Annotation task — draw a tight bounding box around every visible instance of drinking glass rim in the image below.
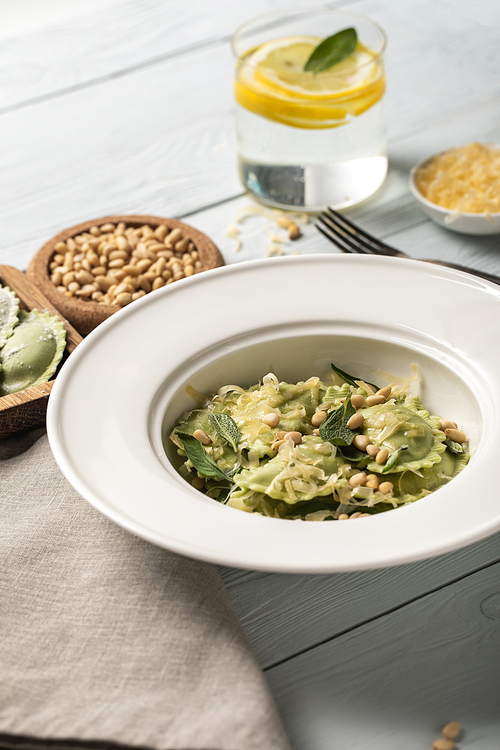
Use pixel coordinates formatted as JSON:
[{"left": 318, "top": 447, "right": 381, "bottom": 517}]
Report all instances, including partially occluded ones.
[{"left": 231, "top": 5, "right": 387, "bottom": 72}]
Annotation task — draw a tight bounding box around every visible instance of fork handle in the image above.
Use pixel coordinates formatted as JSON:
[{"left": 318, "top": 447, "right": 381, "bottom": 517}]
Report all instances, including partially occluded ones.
[{"left": 423, "top": 258, "right": 500, "bottom": 286}]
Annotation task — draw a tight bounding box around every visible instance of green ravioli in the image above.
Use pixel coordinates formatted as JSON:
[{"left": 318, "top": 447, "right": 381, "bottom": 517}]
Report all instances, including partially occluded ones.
[
  {"left": 0, "top": 285, "right": 19, "bottom": 349},
  {"left": 0, "top": 309, "right": 66, "bottom": 395}
]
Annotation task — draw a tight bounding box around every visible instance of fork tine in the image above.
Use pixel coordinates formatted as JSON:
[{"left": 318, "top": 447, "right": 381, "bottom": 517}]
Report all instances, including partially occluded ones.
[
  {"left": 315, "top": 217, "right": 360, "bottom": 254},
  {"left": 315, "top": 214, "right": 370, "bottom": 254},
  {"left": 323, "top": 207, "right": 408, "bottom": 258}
]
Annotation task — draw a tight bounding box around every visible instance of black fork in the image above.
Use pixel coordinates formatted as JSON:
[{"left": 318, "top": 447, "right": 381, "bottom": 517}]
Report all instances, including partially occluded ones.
[{"left": 316, "top": 207, "right": 500, "bottom": 286}]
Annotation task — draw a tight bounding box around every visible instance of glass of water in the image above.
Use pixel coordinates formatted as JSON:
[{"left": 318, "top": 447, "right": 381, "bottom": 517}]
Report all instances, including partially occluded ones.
[{"left": 232, "top": 7, "right": 387, "bottom": 211}]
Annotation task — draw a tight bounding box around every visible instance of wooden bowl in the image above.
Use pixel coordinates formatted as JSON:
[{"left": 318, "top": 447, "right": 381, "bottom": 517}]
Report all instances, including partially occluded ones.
[
  {"left": 27, "top": 214, "right": 225, "bottom": 336},
  {"left": 0, "top": 265, "right": 83, "bottom": 438}
]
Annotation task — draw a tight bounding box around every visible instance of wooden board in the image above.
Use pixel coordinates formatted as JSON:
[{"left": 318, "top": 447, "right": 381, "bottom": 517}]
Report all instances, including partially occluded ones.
[{"left": 0, "top": 265, "right": 82, "bottom": 438}]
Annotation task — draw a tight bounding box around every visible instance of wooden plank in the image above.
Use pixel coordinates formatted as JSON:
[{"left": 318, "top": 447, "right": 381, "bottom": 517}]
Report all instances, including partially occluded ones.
[
  {"left": 220, "top": 531, "right": 500, "bottom": 668},
  {"left": 0, "top": 0, "right": 355, "bottom": 110},
  {"left": 265, "top": 562, "right": 500, "bottom": 750},
  {"left": 0, "top": 2, "right": 499, "bottom": 271}
]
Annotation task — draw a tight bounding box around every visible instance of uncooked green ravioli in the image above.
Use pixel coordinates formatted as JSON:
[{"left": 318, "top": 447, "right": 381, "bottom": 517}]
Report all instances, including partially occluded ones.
[
  {"left": 0, "top": 285, "right": 19, "bottom": 349},
  {"left": 0, "top": 283, "right": 67, "bottom": 397}
]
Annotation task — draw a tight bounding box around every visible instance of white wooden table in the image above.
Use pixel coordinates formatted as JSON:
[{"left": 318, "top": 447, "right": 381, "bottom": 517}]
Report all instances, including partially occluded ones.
[{"left": 1, "top": 1, "right": 499, "bottom": 747}]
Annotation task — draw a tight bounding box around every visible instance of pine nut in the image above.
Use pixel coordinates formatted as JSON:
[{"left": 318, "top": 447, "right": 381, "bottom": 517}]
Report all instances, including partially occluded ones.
[
  {"left": 366, "top": 474, "right": 380, "bottom": 489},
  {"left": 175, "top": 237, "right": 190, "bottom": 253},
  {"left": 152, "top": 277, "right": 165, "bottom": 291},
  {"left": 87, "top": 251, "right": 100, "bottom": 267},
  {"left": 349, "top": 472, "right": 367, "bottom": 487},
  {"left": 338, "top": 513, "right": 349, "bottom": 520},
  {"left": 190, "top": 429, "right": 210, "bottom": 445},
  {"left": 366, "top": 394, "right": 386, "bottom": 406},
  {"left": 378, "top": 481, "right": 393, "bottom": 495},
  {"left": 284, "top": 431, "right": 302, "bottom": 445},
  {"left": 154, "top": 224, "right": 168, "bottom": 240},
  {"left": 114, "top": 282, "right": 134, "bottom": 296},
  {"left": 262, "top": 413, "right": 280, "bottom": 427},
  {"left": 375, "top": 447, "right": 389, "bottom": 464},
  {"left": 277, "top": 216, "right": 294, "bottom": 229},
  {"left": 312, "top": 429, "right": 320, "bottom": 436},
  {"left": 288, "top": 222, "right": 301, "bottom": 240},
  {"left": 75, "top": 270, "right": 94, "bottom": 285},
  {"left": 366, "top": 444, "right": 380, "bottom": 458},
  {"left": 122, "top": 264, "right": 141, "bottom": 276},
  {"left": 277, "top": 431, "right": 288, "bottom": 440},
  {"left": 432, "top": 740, "right": 454, "bottom": 750},
  {"left": 441, "top": 420, "right": 458, "bottom": 431},
  {"left": 349, "top": 512, "right": 362, "bottom": 519},
  {"left": 347, "top": 413, "right": 364, "bottom": 429},
  {"left": 444, "top": 428, "right": 466, "bottom": 443},
  {"left": 311, "top": 411, "right": 327, "bottom": 427},
  {"left": 377, "top": 385, "right": 392, "bottom": 398},
  {"left": 351, "top": 394, "right": 365, "bottom": 409},
  {"left": 115, "top": 292, "right": 132, "bottom": 307},
  {"left": 109, "top": 249, "right": 128, "bottom": 261},
  {"left": 442, "top": 723, "right": 461, "bottom": 741},
  {"left": 167, "top": 228, "right": 183, "bottom": 244},
  {"left": 353, "top": 435, "right": 371, "bottom": 451},
  {"left": 50, "top": 222, "right": 199, "bottom": 305},
  {"left": 271, "top": 439, "right": 285, "bottom": 452}
]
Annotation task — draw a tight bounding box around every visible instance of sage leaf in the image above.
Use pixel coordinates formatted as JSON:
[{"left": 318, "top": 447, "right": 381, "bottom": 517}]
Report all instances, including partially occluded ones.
[
  {"left": 380, "top": 445, "right": 408, "bottom": 474},
  {"left": 304, "top": 27, "right": 357, "bottom": 74},
  {"left": 330, "top": 362, "right": 379, "bottom": 391},
  {"left": 208, "top": 413, "right": 240, "bottom": 452},
  {"left": 445, "top": 438, "right": 463, "bottom": 455},
  {"left": 216, "top": 485, "right": 232, "bottom": 504},
  {"left": 338, "top": 443, "right": 370, "bottom": 463},
  {"left": 176, "top": 431, "right": 233, "bottom": 482},
  {"left": 319, "top": 399, "right": 361, "bottom": 446}
]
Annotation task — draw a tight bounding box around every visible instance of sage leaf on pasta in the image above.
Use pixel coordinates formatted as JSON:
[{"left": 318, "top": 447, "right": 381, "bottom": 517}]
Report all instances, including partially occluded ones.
[
  {"left": 319, "top": 399, "right": 361, "bottom": 446},
  {"left": 208, "top": 413, "right": 241, "bottom": 452},
  {"left": 176, "top": 431, "right": 233, "bottom": 482}
]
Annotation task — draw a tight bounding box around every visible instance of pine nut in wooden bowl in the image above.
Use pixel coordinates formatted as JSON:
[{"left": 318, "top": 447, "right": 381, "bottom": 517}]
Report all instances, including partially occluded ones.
[{"left": 27, "top": 215, "right": 225, "bottom": 336}]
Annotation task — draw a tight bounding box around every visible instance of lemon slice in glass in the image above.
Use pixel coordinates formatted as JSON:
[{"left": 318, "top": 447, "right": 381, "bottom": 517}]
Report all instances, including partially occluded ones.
[{"left": 235, "top": 35, "right": 385, "bottom": 129}]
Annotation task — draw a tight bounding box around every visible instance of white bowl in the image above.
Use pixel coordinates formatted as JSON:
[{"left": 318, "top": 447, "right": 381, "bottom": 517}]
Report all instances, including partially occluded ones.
[
  {"left": 409, "top": 158, "right": 500, "bottom": 235},
  {"left": 47, "top": 254, "right": 500, "bottom": 573}
]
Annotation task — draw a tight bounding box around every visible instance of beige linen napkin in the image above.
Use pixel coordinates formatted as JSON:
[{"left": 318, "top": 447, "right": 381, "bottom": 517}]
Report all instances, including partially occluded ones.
[{"left": 0, "top": 430, "right": 291, "bottom": 750}]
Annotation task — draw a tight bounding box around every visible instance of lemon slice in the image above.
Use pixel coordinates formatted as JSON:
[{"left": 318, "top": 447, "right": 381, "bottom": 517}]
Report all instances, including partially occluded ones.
[{"left": 235, "top": 35, "right": 385, "bottom": 129}]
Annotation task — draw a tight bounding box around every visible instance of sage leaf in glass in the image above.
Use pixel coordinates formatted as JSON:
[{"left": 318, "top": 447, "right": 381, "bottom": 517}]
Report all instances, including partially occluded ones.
[
  {"left": 304, "top": 27, "right": 357, "bottom": 75},
  {"left": 330, "top": 362, "right": 379, "bottom": 391},
  {"left": 176, "top": 431, "right": 233, "bottom": 482},
  {"left": 208, "top": 413, "right": 241, "bottom": 452},
  {"left": 319, "top": 399, "right": 361, "bottom": 446}
]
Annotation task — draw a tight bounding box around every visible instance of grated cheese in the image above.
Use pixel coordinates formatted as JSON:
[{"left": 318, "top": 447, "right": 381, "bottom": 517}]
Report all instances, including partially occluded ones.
[{"left": 415, "top": 142, "right": 500, "bottom": 213}]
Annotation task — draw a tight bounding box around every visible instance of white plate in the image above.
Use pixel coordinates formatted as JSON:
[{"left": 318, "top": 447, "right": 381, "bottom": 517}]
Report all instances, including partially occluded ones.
[{"left": 47, "top": 255, "right": 500, "bottom": 573}]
